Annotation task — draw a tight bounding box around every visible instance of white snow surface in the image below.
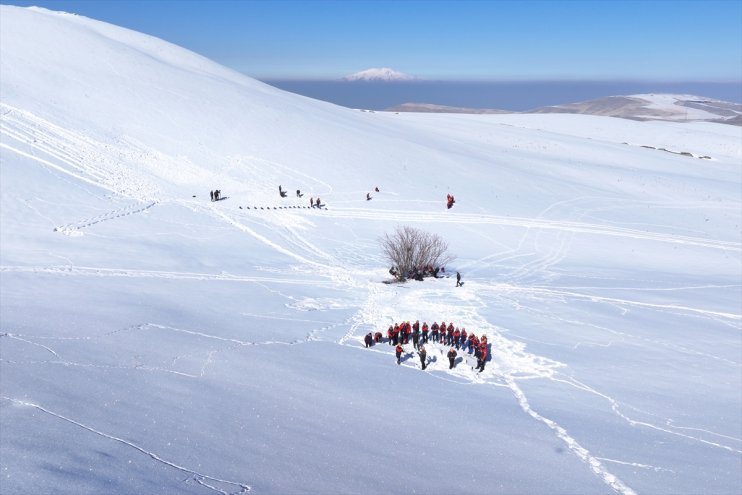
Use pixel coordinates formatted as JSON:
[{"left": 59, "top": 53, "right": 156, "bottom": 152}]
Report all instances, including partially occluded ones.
[{"left": 1, "top": 6, "right": 741, "bottom": 495}]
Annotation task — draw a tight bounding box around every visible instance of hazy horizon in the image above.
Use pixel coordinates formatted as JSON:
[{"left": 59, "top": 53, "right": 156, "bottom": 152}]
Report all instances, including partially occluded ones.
[{"left": 261, "top": 79, "right": 742, "bottom": 111}]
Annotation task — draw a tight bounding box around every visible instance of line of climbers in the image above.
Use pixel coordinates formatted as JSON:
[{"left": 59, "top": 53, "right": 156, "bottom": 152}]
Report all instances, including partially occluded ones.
[{"left": 363, "top": 319, "right": 489, "bottom": 373}]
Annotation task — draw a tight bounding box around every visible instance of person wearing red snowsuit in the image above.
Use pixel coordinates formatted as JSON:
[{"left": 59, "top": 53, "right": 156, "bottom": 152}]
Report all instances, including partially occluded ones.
[
  {"left": 446, "top": 323, "right": 455, "bottom": 346},
  {"left": 477, "top": 344, "right": 488, "bottom": 372},
  {"left": 374, "top": 331, "right": 383, "bottom": 343},
  {"left": 453, "top": 328, "right": 461, "bottom": 349},
  {"left": 404, "top": 323, "right": 412, "bottom": 344},
  {"left": 439, "top": 322, "right": 446, "bottom": 344},
  {"left": 387, "top": 326, "right": 393, "bottom": 345},
  {"left": 421, "top": 322, "right": 429, "bottom": 343},
  {"left": 395, "top": 344, "right": 404, "bottom": 365}
]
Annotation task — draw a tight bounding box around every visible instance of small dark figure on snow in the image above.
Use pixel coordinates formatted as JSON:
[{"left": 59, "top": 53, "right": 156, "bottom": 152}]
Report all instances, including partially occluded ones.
[
  {"left": 364, "top": 332, "right": 373, "bottom": 348},
  {"left": 447, "top": 348, "right": 457, "bottom": 369},
  {"left": 214, "top": 190, "right": 221, "bottom": 201},
  {"left": 210, "top": 190, "right": 214, "bottom": 202},
  {"left": 310, "top": 197, "right": 314, "bottom": 207},
  {"left": 456, "top": 271, "right": 462, "bottom": 287},
  {"left": 395, "top": 344, "right": 404, "bottom": 365},
  {"left": 375, "top": 186, "right": 380, "bottom": 192},
  {"left": 296, "top": 189, "right": 302, "bottom": 197},
  {"left": 366, "top": 192, "right": 372, "bottom": 201},
  {"left": 374, "top": 331, "right": 383, "bottom": 343},
  {"left": 315, "top": 197, "right": 321, "bottom": 208},
  {"left": 418, "top": 346, "right": 427, "bottom": 370}
]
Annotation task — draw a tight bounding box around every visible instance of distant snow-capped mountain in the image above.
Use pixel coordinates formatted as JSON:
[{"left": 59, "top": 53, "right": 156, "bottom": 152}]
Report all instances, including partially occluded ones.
[{"left": 341, "top": 67, "right": 418, "bottom": 82}]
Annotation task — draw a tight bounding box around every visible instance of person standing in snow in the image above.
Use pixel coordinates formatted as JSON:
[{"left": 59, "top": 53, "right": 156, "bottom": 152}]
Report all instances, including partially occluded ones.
[
  {"left": 366, "top": 192, "right": 372, "bottom": 201},
  {"left": 447, "top": 348, "right": 457, "bottom": 369},
  {"left": 210, "top": 190, "right": 214, "bottom": 202},
  {"left": 456, "top": 271, "right": 462, "bottom": 287},
  {"left": 476, "top": 344, "right": 488, "bottom": 372},
  {"left": 421, "top": 322, "right": 429, "bottom": 343},
  {"left": 431, "top": 322, "right": 439, "bottom": 343},
  {"left": 395, "top": 344, "right": 404, "bottom": 365},
  {"left": 364, "top": 332, "right": 373, "bottom": 348},
  {"left": 310, "top": 197, "right": 314, "bottom": 208},
  {"left": 315, "top": 197, "right": 321, "bottom": 208},
  {"left": 418, "top": 345, "right": 427, "bottom": 370}
]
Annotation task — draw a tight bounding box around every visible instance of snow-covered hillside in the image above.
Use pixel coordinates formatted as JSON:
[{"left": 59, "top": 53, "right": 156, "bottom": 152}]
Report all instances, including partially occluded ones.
[{"left": 1, "top": 6, "right": 741, "bottom": 495}]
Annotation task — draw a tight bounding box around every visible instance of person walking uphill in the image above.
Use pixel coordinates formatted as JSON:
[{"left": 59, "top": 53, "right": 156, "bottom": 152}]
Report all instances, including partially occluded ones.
[
  {"left": 418, "top": 345, "right": 427, "bottom": 370},
  {"left": 395, "top": 344, "right": 404, "bottom": 365},
  {"left": 456, "top": 271, "right": 462, "bottom": 287},
  {"left": 447, "top": 348, "right": 457, "bottom": 369}
]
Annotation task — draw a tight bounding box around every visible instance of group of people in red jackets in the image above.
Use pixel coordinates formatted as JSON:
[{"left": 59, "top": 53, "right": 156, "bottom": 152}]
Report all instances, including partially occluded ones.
[{"left": 364, "top": 319, "right": 490, "bottom": 372}]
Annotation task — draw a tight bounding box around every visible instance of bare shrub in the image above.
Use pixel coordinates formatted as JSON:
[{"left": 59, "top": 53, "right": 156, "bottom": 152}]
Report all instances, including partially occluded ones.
[{"left": 381, "top": 226, "right": 454, "bottom": 279}]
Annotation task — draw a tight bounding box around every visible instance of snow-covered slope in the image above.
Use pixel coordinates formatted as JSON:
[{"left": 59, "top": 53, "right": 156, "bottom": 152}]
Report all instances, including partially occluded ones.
[{"left": 1, "top": 6, "right": 741, "bottom": 495}]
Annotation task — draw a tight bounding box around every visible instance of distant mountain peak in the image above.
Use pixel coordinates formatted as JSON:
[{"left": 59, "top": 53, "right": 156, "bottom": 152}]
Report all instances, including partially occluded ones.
[{"left": 341, "top": 68, "right": 419, "bottom": 82}]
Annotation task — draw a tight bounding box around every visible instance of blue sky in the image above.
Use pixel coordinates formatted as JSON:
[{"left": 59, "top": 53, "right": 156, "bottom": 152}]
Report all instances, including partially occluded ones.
[{"left": 5, "top": 0, "right": 742, "bottom": 81}]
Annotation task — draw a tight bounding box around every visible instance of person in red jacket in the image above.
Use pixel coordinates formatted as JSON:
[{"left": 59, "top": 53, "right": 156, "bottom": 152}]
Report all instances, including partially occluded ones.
[
  {"left": 374, "top": 331, "right": 383, "bottom": 343},
  {"left": 387, "top": 325, "right": 393, "bottom": 345},
  {"left": 453, "top": 328, "right": 461, "bottom": 349},
  {"left": 439, "top": 322, "right": 446, "bottom": 344},
  {"left": 395, "top": 344, "right": 404, "bottom": 365},
  {"left": 421, "top": 322, "right": 429, "bottom": 343},
  {"left": 461, "top": 328, "right": 468, "bottom": 351},
  {"left": 477, "top": 344, "right": 488, "bottom": 372},
  {"left": 446, "top": 323, "right": 455, "bottom": 346}
]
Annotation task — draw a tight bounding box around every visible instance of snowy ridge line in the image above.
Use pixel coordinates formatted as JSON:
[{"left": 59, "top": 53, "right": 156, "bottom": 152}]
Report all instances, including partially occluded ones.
[
  {"left": 54, "top": 201, "right": 158, "bottom": 236},
  {"left": 0, "top": 265, "right": 338, "bottom": 286},
  {"left": 485, "top": 283, "right": 741, "bottom": 321},
  {"left": 321, "top": 208, "right": 741, "bottom": 251},
  {"left": 0, "top": 397, "right": 251, "bottom": 495}
]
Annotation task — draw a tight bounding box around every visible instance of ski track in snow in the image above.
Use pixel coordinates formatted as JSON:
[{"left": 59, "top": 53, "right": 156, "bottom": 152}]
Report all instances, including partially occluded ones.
[{"left": 0, "top": 397, "right": 251, "bottom": 495}]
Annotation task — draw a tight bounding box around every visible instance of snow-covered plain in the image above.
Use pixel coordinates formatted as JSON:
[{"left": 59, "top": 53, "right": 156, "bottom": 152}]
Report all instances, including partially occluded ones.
[{"left": 1, "top": 6, "right": 741, "bottom": 495}]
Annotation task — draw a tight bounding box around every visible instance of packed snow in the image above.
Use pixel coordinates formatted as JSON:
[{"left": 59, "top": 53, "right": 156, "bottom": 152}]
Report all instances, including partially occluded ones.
[{"left": 1, "top": 6, "right": 740, "bottom": 495}]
